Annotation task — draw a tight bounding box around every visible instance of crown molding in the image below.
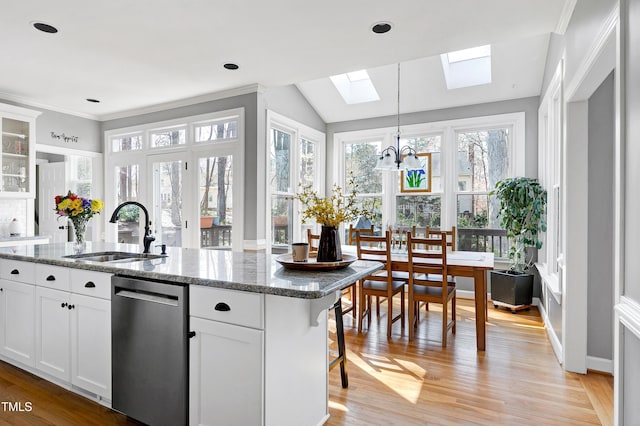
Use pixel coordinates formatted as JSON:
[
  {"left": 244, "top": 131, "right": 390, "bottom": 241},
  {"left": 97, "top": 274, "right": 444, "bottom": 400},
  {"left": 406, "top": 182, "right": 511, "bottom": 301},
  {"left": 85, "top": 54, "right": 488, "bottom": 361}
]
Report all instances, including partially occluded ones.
[
  {"left": 555, "top": 0, "right": 578, "bottom": 35},
  {"left": 97, "top": 84, "right": 265, "bottom": 121},
  {"left": 0, "top": 91, "right": 99, "bottom": 120}
]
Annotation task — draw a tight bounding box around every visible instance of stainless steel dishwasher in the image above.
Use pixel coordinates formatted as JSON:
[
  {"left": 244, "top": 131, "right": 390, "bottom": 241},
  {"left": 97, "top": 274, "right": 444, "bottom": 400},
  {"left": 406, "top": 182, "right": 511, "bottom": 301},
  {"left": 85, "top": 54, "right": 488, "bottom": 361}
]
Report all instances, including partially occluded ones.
[{"left": 112, "top": 275, "right": 189, "bottom": 426}]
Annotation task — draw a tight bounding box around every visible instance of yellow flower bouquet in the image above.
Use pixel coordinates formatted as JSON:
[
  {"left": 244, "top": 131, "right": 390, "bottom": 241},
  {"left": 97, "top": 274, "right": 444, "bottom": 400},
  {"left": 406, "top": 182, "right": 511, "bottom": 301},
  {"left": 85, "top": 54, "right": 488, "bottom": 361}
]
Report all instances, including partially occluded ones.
[{"left": 54, "top": 191, "right": 104, "bottom": 245}]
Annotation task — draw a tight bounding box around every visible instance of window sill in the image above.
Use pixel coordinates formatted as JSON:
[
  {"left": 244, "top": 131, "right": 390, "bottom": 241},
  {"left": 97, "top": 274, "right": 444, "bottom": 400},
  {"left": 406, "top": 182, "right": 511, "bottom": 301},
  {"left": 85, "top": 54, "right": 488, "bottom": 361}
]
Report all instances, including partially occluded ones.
[{"left": 535, "top": 262, "right": 562, "bottom": 304}]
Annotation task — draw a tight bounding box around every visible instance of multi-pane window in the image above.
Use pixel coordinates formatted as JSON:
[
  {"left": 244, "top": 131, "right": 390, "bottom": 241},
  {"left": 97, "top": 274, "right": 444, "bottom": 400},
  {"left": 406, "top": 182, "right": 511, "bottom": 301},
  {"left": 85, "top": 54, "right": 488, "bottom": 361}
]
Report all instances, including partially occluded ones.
[
  {"left": 336, "top": 113, "right": 524, "bottom": 257},
  {"left": 268, "top": 112, "right": 325, "bottom": 251}
]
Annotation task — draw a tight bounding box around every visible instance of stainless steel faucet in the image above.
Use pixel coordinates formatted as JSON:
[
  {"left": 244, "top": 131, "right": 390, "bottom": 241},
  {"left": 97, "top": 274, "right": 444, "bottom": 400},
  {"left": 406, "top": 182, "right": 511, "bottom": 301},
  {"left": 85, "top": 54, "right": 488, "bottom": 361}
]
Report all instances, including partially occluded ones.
[{"left": 109, "top": 201, "right": 155, "bottom": 254}]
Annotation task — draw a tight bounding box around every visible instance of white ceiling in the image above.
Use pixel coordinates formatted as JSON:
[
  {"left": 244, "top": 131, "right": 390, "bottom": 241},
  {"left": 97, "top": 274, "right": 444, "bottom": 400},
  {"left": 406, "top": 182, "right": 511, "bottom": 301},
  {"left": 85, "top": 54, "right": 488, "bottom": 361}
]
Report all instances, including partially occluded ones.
[{"left": 0, "top": 0, "right": 570, "bottom": 122}]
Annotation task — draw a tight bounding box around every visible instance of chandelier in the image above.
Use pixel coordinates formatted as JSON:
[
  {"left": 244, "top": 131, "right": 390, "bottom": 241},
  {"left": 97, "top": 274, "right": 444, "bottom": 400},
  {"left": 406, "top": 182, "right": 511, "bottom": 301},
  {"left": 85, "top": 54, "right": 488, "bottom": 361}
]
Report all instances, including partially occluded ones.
[{"left": 374, "top": 63, "right": 421, "bottom": 171}]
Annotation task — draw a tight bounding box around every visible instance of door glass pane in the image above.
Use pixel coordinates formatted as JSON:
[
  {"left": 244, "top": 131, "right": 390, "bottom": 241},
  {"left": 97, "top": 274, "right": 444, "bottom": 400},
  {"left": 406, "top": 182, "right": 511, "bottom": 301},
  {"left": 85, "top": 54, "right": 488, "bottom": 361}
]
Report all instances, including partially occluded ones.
[
  {"left": 2, "top": 118, "right": 29, "bottom": 193},
  {"left": 457, "top": 129, "right": 509, "bottom": 192},
  {"left": 199, "top": 155, "right": 233, "bottom": 249},
  {"left": 114, "top": 164, "right": 140, "bottom": 244},
  {"left": 270, "top": 129, "right": 291, "bottom": 193},
  {"left": 152, "top": 160, "right": 183, "bottom": 247}
]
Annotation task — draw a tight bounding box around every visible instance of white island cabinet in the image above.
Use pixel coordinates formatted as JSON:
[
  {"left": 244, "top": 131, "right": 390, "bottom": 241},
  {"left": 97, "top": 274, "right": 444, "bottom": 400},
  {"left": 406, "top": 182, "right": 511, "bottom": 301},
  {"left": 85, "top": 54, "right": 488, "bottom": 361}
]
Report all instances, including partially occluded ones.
[
  {"left": 0, "top": 260, "right": 35, "bottom": 367},
  {"left": 190, "top": 285, "right": 334, "bottom": 426},
  {"left": 33, "top": 265, "right": 111, "bottom": 400}
]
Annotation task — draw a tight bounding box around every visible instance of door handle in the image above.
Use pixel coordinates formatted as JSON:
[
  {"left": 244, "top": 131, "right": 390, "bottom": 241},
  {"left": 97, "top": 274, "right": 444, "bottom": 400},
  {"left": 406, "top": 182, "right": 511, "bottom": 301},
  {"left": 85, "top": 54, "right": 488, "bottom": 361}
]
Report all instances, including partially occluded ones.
[
  {"left": 84, "top": 281, "right": 96, "bottom": 288},
  {"left": 188, "top": 331, "right": 196, "bottom": 338},
  {"left": 46, "top": 275, "right": 56, "bottom": 281},
  {"left": 10, "top": 269, "right": 19, "bottom": 275},
  {"left": 214, "top": 302, "right": 231, "bottom": 312}
]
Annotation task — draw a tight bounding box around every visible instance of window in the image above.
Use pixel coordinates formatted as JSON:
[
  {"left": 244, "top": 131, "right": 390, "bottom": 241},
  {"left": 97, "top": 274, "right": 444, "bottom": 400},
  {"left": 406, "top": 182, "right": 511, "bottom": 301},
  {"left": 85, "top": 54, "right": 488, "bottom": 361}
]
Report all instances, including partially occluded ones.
[
  {"left": 335, "top": 113, "right": 524, "bottom": 257},
  {"left": 105, "top": 109, "right": 244, "bottom": 250},
  {"left": 267, "top": 111, "right": 325, "bottom": 251}
]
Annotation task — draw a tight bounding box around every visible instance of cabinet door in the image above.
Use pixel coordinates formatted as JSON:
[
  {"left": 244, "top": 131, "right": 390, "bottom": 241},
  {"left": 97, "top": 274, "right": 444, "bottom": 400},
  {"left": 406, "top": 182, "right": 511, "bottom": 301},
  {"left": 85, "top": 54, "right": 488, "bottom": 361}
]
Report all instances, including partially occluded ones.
[
  {"left": 189, "top": 317, "right": 263, "bottom": 426},
  {"left": 70, "top": 293, "right": 111, "bottom": 399},
  {"left": 0, "top": 279, "right": 35, "bottom": 366},
  {"left": 35, "top": 287, "right": 71, "bottom": 381}
]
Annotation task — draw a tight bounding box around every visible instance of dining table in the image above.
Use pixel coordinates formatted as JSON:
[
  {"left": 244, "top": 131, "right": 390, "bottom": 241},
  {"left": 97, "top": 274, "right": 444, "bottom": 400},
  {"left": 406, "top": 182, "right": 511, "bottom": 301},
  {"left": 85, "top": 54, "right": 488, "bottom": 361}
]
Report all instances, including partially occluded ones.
[{"left": 342, "top": 245, "right": 495, "bottom": 351}]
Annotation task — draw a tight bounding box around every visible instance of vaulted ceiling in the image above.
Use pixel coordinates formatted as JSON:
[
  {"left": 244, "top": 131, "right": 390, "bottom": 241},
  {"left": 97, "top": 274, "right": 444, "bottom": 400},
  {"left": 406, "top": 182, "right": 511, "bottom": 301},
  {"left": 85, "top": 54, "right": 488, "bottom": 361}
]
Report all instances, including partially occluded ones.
[{"left": 1, "top": 1, "right": 571, "bottom": 122}]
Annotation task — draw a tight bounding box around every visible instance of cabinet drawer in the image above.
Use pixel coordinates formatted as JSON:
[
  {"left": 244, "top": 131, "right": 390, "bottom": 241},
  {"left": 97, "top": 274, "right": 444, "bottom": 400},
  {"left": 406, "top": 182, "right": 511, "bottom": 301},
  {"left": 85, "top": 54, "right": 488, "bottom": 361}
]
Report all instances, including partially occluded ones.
[
  {"left": 190, "top": 286, "right": 264, "bottom": 329},
  {"left": 36, "top": 264, "right": 71, "bottom": 291},
  {"left": 71, "top": 270, "right": 111, "bottom": 300},
  {"left": 0, "top": 259, "right": 36, "bottom": 283}
]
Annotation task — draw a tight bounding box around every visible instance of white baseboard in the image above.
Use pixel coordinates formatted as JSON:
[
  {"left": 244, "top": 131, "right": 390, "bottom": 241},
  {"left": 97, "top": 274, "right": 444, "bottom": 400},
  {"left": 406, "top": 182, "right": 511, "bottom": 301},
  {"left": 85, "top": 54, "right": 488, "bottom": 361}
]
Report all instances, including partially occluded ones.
[
  {"left": 586, "top": 356, "right": 613, "bottom": 374},
  {"left": 538, "top": 300, "right": 563, "bottom": 364}
]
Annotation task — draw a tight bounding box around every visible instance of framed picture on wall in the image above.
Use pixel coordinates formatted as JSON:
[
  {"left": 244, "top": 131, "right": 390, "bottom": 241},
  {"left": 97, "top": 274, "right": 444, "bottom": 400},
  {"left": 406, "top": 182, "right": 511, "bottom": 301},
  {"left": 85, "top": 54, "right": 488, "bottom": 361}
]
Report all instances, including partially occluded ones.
[{"left": 400, "top": 153, "right": 432, "bottom": 193}]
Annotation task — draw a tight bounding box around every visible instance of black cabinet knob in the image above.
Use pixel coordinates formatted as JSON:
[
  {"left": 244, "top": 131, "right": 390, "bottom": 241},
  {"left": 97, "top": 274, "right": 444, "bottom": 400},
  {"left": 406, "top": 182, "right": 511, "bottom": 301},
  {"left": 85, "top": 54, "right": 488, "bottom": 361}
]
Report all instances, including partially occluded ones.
[
  {"left": 67, "top": 304, "right": 75, "bottom": 310},
  {"left": 214, "top": 302, "right": 231, "bottom": 312},
  {"left": 10, "top": 269, "right": 19, "bottom": 275},
  {"left": 188, "top": 331, "right": 196, "bottom": 338},
  {"left": 46, "top": 275, "right": 56, "bottom": 281},
  {"left": 84, "top": 281, "right": 96, "bottom": 288},
  {"left": 61, "top": 302, "right": 68, "bottom": 308}
]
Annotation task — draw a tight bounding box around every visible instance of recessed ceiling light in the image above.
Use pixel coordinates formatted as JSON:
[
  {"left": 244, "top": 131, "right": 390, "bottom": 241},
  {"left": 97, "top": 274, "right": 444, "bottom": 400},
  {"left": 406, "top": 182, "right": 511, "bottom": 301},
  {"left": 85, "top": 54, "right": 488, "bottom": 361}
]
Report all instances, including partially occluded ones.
[
  {"left": 86, "top": 98, "right": 100, "bottom": 103},
  {"left": 223, "top": 63, "right": 239, "bottom": 70},
  {"left": 32, "top": 22, "right": 58, "bottom": 34},
  {"left": 371, "top": 22, "right": 392, "bottom": 34}
]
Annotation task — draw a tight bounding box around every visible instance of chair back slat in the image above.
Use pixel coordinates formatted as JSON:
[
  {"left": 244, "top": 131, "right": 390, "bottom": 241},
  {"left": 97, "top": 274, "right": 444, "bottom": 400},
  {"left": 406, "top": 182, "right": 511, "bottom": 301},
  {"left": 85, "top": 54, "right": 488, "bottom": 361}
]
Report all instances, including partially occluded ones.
[{"left": 407, "top": 232, "right": 448, "bottom": 287}]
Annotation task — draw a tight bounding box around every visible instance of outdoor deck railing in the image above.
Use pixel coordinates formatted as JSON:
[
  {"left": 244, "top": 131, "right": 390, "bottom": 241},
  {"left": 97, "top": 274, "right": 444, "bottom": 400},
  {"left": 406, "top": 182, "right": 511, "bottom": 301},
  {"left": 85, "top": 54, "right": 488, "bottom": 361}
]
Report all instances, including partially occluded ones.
[{"left": 457, "top": 227, "right": 508, "bottom": 258}]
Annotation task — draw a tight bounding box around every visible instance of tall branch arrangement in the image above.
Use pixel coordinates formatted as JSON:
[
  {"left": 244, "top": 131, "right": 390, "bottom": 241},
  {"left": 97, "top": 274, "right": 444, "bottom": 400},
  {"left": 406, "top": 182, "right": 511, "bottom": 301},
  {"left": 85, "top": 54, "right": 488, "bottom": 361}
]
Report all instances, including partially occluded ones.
[{"left": 290, "top": 175, "right": 370, "bottom": 228}]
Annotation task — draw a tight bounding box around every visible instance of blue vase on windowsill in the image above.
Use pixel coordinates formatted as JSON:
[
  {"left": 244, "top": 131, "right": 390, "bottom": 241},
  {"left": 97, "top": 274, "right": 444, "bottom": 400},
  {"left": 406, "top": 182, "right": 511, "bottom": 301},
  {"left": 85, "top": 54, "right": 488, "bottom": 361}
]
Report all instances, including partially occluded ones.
[{"left": 317, "top": 225, "right": 342, "bottom": 262}]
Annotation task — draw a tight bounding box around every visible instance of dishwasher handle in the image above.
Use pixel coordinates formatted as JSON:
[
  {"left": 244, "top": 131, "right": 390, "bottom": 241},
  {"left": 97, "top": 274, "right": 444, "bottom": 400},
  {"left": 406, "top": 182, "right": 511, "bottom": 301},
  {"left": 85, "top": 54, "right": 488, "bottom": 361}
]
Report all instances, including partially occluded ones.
[{"left": 114, "top": 288, "right": 179, "bottom": 307}]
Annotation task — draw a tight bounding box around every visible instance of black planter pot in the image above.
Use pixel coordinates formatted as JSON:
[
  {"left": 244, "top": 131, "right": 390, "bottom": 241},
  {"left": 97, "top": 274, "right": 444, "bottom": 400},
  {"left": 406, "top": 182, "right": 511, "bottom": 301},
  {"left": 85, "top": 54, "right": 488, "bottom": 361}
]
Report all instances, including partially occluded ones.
[
  {"left": 317, "top": 226, "right": 342, "bottom": 262},
  {"left": 490, "top": 270, "right": 533, "bottom": 309}
]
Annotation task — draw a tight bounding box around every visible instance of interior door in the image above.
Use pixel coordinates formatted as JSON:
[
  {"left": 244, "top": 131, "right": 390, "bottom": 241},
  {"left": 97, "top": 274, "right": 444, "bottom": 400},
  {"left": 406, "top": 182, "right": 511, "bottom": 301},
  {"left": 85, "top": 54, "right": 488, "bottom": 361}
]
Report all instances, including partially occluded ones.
[{"left": 38, "top": 162, "right": 67, "bottom": 243}]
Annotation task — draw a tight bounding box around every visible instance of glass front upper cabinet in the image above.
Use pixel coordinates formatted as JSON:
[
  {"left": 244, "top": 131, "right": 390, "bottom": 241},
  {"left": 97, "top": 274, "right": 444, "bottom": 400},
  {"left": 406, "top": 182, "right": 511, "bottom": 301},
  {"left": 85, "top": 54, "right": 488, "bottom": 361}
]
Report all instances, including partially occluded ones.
[{"left": 0, "top": 104, "right": 40, "bottom": 197}]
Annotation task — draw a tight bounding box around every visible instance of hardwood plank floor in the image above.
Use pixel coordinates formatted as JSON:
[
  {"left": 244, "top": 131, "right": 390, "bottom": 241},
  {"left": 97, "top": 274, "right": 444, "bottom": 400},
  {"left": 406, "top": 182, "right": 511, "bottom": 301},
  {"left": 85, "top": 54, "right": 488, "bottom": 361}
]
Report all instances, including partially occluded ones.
[
  {"left": 0, "top": 298, "right": 612, "bottom": 425},
  {"left": 328, "top": 298, "right": 613, "bottom": 425}
]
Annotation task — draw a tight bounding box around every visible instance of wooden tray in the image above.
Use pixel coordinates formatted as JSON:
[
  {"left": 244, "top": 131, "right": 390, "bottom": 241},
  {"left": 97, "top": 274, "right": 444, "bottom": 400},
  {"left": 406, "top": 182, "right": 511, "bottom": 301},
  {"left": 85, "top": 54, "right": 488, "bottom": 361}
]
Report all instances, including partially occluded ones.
[{"left": 275, "top": 253, "right": 357, "bottom": 271}]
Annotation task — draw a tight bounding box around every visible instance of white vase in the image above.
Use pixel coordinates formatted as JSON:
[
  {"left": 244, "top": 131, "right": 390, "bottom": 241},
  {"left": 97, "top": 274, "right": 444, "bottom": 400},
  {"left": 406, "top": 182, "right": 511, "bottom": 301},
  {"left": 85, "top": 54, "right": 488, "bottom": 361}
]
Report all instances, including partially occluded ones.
[{"left": 9, "top": 218, "right": 24, "bottom": 237}]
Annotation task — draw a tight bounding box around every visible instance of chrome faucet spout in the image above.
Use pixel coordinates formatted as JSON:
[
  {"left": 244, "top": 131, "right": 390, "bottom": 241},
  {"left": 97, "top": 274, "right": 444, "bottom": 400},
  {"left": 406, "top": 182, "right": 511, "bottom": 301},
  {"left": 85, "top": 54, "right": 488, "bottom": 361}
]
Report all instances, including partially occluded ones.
[{"left": 109, "top": 201, "right": 155, "bottom": 254}]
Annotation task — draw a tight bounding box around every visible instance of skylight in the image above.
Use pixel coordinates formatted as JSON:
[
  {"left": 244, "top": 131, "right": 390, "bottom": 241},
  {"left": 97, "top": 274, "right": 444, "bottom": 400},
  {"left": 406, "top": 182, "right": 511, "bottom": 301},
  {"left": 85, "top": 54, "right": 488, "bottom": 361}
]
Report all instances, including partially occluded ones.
[
  {"left": 441, "top": 44, "right": 492, "bottom": 90},
  {"left": 330, "top": 70, "right": 380, "bottom": 104}
]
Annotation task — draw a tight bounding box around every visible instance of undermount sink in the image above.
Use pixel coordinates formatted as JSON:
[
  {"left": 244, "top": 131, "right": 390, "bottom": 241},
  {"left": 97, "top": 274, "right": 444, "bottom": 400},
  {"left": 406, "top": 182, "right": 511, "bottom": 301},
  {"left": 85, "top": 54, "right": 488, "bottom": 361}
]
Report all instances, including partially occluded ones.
[{"left": 63, "top": 251, "right": 165, "bottom": 263}]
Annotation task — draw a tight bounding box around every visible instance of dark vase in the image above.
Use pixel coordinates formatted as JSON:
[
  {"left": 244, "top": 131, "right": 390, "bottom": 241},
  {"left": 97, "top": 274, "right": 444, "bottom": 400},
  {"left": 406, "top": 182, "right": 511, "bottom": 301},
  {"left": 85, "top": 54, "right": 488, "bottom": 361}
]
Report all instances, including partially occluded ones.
[{"left": 317, "top": 225, "right": 342, "bottom": 262}]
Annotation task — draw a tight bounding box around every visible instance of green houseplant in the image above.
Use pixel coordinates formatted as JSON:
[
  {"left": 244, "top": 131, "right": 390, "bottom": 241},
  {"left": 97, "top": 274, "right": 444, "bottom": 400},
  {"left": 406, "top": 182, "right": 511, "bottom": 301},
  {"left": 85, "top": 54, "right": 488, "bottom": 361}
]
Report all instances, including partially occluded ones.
[{"left": 489, "top": 177, "right": 547, "bottom": 310}]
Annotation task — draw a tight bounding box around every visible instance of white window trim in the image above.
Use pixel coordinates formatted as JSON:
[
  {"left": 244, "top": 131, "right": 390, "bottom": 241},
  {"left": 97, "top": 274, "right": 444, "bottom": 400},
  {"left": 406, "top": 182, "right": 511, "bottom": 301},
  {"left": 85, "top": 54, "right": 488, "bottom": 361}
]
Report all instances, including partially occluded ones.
[
  {"left": 333, "top": 112, "right": 526, "bottom": 233},
  {"left": 266, "top": 110, "right": 325, "bottom": 249},
  {"left": 104, "top": 108, "right": 244, "bottom": 250}
]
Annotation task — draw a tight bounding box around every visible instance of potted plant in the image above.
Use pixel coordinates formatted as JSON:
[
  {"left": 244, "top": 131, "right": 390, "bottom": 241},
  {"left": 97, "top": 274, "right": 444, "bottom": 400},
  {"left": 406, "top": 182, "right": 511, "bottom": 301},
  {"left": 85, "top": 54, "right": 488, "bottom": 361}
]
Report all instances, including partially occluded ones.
[{"left": 489, "top": 177, "right": 547, "bottom": 312}]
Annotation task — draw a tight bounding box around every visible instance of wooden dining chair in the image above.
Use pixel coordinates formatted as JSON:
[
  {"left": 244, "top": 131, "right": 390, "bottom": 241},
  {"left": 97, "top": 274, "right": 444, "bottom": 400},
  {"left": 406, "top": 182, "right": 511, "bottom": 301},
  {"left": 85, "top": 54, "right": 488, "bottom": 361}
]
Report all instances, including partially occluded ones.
[
  {"left": 308, "top": 228, "right": 356, "bottom": 319},
  {"left": 347, "top": 223, "right": 374, "bottom": 245},
  {"left": 406, "top": 232, "right": 456, "bottom": 345},
  {"left": 422, "top": 226, "right": 456, "bottom": 251},
  {"left": 356, "top": 230, "right": 405, "bottom": 338}
]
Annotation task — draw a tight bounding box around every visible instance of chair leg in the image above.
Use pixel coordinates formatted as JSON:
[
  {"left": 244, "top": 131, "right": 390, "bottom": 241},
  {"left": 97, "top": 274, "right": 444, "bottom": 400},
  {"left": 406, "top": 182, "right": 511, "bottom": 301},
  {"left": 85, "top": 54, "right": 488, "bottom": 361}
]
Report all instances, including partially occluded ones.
[
  {"left": 333, "top": 300, "right": 348, "bottom": 388},
  {"left": 376, "top": 296, "right": 381, "bottom": 318},
  {"left": 400, "top": 287, "right": 405, "bottom": 330},
  {"left": 408, "top": 297, "right": 415, "bottom": 341},
  {"left": 351, "top": 285, "right": 357, "bottom": 319},
  {"left": 386, "top": 293, "right": 393, "bottom": 339},
  {"left": 357, "top": 282, "right": 365, "bottom": 334},
  {"left": 452, "top": 294, "right": 457, "bottom": 335},
  {"left": 442, "top": 300, "right": 448, "bottom": 348}
]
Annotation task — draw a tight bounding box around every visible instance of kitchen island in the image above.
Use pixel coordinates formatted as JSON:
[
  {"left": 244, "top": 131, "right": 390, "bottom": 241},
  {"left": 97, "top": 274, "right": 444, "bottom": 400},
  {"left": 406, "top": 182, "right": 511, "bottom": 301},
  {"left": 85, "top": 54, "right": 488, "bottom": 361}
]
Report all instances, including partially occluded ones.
[{"left": 0, "top": 242, "right": 382, "bottom": 426}]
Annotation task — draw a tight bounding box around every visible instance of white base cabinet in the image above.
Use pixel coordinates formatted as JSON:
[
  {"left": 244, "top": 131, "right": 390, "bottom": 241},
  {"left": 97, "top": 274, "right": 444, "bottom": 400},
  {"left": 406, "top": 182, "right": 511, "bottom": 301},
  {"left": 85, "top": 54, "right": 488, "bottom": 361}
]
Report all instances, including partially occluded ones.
[
  {"left": 0, "top": 279, "right": 36, "bottom": 367},
  {"left": 30, "top": 264, "right": 112, "bottom": 400},
  {"left": 189, "top": 317, "right": 263, "bottom": 426}
]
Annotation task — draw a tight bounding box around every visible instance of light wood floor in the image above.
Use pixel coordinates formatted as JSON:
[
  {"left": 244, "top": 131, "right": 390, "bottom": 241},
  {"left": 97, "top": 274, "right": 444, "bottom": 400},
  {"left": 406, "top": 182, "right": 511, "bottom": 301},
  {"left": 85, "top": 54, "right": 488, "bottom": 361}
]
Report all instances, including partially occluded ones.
[
  {"left": 328, "top": 298, "right": 613, "bottom": 425},
  {"left": 0, "top": 298, "right": 612, "bottom": 425}
]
